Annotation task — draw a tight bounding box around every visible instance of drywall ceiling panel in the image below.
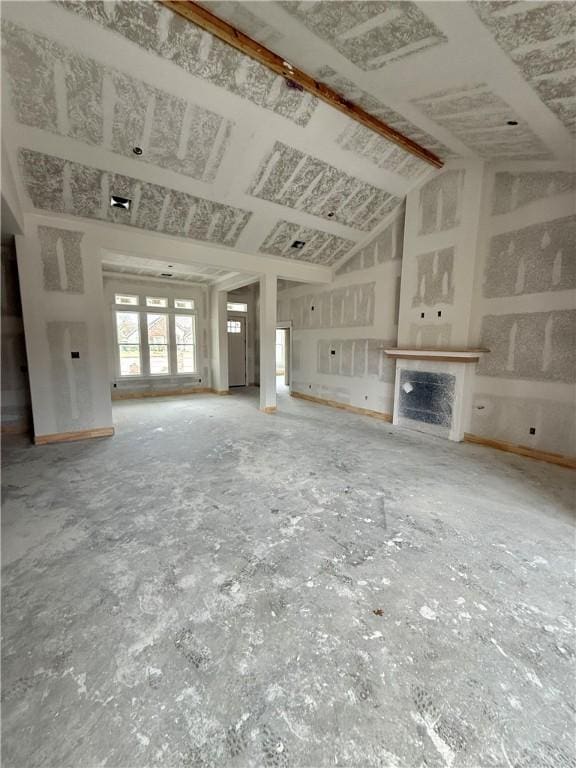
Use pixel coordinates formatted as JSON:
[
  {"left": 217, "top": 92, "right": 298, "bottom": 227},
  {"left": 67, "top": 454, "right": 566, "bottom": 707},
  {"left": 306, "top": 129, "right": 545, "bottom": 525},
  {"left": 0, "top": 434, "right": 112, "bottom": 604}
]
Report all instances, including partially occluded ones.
[{"left": 2, "top": 1, "right": 572, "bottom": 270}]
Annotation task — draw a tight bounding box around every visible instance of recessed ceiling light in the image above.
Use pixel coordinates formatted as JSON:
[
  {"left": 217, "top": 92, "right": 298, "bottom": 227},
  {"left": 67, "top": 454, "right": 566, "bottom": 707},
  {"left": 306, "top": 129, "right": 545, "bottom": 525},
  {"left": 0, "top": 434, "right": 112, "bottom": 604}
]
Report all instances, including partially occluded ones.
[
  {"left": 110, "top": 195, "right": 131, "bottom": 210},
  {"left": 133, "top": 146, "right": 143, "bottom": 155},
  {"left": 506, "top": 120, "right": 518, "bottom": 126},
  {"left": 291, "top": 240, "right": 306, "bottom": 249}
]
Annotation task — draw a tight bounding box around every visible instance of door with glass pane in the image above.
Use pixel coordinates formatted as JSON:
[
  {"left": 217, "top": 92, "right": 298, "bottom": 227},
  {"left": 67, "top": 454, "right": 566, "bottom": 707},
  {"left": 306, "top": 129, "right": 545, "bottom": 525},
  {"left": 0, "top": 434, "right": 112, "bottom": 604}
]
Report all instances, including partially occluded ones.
[{"left": 227, "top": 316, "right": 246, "bottom": 387}]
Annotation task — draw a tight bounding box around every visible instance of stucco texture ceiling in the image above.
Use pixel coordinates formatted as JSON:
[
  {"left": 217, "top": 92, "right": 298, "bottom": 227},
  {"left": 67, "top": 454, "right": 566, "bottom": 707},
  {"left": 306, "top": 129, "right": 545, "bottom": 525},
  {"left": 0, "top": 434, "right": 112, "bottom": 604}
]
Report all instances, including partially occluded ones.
[{"left": 2, "top": 1, "right": 573, "bottom": 269}]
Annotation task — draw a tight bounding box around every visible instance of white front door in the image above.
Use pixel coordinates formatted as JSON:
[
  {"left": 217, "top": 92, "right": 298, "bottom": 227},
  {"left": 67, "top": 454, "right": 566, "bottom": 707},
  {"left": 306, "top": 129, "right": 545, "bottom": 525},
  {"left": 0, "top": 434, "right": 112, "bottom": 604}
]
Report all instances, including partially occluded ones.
[{"left": 227, "top": 316, "right": 246, "bottom": 387}]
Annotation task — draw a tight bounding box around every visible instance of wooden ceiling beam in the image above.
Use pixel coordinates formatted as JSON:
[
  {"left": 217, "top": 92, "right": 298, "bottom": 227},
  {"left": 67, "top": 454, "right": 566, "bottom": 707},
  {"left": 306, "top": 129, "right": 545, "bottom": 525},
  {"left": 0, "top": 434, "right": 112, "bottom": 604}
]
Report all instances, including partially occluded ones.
[{"left": 159, "top": 1, "right": 444, "bottom": 169}]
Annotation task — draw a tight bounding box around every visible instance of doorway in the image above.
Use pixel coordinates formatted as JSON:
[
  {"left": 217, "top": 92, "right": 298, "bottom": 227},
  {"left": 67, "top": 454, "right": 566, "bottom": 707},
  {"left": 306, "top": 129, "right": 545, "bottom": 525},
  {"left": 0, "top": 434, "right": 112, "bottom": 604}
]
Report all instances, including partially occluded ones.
[
  {"left": 227, "top": 316, "right": 247, "bottom": 387},
  {"left": 276, "top": 324, "right": 291, "bottom": 394}
]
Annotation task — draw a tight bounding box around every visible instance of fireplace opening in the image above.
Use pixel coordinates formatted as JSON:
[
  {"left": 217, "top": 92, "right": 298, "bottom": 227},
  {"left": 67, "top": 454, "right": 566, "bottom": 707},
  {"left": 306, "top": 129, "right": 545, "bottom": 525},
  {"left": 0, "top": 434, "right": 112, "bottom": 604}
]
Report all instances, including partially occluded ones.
[{"left": 398, "top": 369, "right": 455, "bottom": 428}]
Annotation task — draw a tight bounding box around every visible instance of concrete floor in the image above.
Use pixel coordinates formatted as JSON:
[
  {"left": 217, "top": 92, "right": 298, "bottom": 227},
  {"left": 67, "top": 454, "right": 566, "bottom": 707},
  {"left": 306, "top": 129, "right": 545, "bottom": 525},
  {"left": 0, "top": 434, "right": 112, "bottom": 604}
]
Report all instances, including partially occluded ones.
[{"left": 2, "top": 388, "right": 575, "bottom": 768}]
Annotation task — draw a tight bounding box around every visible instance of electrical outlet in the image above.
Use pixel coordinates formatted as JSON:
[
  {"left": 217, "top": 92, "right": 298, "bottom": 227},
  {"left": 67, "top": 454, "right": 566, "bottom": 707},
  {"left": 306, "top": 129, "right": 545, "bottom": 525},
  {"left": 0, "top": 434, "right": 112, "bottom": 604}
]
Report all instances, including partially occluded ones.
[{"left": 529, "top": 427, "right": 536, "bottom": 435}]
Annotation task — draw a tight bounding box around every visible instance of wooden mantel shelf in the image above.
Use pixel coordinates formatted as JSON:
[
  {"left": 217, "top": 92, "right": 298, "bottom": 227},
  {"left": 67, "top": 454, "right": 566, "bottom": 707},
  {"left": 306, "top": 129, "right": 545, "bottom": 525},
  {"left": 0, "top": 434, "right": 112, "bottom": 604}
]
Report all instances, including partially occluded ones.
[{"left": 383, "top": 347, "right": 489, "bottom": 363}]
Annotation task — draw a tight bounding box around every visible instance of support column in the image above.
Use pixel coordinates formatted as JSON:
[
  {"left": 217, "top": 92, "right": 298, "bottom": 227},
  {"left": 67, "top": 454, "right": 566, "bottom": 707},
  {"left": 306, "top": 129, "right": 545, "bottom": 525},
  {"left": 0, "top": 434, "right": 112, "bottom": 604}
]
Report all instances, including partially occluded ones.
[
  {"left": 210, "top": 288, "right": 229, "bottom": 394},
  {"left": 259, "top": 273, "right": 277, "bottom": 413}
]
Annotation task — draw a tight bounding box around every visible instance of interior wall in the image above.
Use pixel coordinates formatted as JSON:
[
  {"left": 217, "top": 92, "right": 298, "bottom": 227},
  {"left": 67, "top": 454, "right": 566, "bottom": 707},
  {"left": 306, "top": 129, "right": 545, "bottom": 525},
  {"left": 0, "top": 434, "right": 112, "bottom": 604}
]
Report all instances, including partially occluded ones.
[
  {"left": 103, "top": 275, "right": 211, "bottom": 397},
  {"left": 1, "top": 238, "right": 31, "bottom": 432},
  {"left": 469, "top": 166, "right": 576, "bottom": 456},
  {"left": 397, "top": 160, "right": 484, "bottom": 348},
  {"left": 277, "top": 207, "right": 405, "bottom": 415},
  {"left": 15, "top": 218, "right": 113, "bottom": 438}
]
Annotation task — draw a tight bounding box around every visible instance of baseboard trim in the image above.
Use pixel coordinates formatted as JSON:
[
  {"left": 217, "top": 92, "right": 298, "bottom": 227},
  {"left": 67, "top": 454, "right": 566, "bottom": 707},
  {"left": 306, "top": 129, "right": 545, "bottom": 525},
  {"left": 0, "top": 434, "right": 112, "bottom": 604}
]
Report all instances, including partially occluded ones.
[
  {"left": 464, "top": 433, "right": 576, "bottom": 470},
  {"left": 291, "top": 391, "right": 392, "bottom": 422},
  {"left": 1, "top": 421, "right": 30, "bottom": 435},
  {"left": 213, "top": 388, "right": 230, "bottom": 395},
  {"left": 112, "top": 387, "right": 212, "bottom": 400},
  {"left": 34, "top": 427, "right": 115, "bottom": 446},
  {"left": 261, "top": 406, "right": 277, "bottom": 414}
]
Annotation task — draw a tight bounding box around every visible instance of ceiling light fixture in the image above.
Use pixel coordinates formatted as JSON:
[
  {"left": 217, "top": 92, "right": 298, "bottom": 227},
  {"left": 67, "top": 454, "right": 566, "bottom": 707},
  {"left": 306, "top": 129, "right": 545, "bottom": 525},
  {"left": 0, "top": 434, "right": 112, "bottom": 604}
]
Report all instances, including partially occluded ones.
[
  {"left": 133, "top": 146, "right": 143, "bottom": 155},
  {"left": 110, "top": 195, "right": 131, "bottom": 210},
  {"left": 506, "top": 120, "right": 518, "bottom": 126}
]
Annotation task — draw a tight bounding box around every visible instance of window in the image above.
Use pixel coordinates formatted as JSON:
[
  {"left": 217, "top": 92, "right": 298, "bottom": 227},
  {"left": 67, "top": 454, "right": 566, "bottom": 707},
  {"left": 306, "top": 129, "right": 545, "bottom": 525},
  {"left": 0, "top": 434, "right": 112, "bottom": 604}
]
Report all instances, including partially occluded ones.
[
  {"left": 114, "top": 293, "right": 197, "bottom": 377},
  {"left": 147, "top": 313, "right": 169, "bottom": 374},
  {"left": 227, "top": 302, "right": 247, "bottom": 313},
  {"left": 146, "top": 296, "right": 168, "bottom": 308},
  {"left": 175, "top": 315, "right": 196, "bottom": 373},
  {"left": 116, "top": 311, "right": 141, "bottom": 375},
  {"left": 227, "top": 320, "right": 241, "bottom": 333},
  {"left": 115, "top": 294, "right": 138, "bottom": 306}
]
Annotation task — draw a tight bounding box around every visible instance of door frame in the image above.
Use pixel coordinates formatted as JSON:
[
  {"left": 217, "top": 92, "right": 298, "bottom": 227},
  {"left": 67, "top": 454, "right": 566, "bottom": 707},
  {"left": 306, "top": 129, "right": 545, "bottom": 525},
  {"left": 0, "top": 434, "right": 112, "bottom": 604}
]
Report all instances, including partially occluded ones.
[
  {"left": 276, "top": 320, "right": 292, "bottom": 392},
  {"left": 227, "top": 312, "right": 247, "bottom": 387}
]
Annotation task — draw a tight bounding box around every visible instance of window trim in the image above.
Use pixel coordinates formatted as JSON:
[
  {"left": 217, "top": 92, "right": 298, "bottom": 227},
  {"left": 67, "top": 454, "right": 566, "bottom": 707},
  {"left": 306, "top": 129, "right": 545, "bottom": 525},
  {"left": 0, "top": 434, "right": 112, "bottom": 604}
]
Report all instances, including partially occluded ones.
[{"left": 113, "top": 303, "right": 198, "bottom": 379}]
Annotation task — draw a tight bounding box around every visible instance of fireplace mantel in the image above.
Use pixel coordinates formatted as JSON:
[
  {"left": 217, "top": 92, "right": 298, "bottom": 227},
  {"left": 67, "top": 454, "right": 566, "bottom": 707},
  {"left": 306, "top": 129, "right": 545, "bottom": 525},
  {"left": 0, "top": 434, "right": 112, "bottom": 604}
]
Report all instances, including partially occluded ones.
[{"left": 383, "top": 347, "right": 489, "bottom": 363}]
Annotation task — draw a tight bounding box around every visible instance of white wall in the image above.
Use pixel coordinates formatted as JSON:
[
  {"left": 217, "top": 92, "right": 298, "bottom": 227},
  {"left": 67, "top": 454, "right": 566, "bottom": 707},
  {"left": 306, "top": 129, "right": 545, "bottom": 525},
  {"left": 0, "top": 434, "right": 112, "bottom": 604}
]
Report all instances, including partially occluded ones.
[
  {"left": 103, "top": 275, "right": 211, "bottom": 396},
  {"left": 469, "top": 164, "right": 576, "bottom": 456},
  {"left": 15, "top": 218, "right": 113, "bottom": 438},
  {"left": 397, "top": 160, "right": 485, "bottom": 348},
  {"left": 277, "top": 207, "right": 405, "bottom": 416}
]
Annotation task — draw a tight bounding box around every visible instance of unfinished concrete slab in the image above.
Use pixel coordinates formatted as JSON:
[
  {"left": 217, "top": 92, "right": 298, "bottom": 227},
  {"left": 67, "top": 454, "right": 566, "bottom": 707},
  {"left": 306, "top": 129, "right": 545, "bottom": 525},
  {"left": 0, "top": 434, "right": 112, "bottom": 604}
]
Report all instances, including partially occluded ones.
[{"left": 2, "top": 391, "right": 574, "bottom": 768}]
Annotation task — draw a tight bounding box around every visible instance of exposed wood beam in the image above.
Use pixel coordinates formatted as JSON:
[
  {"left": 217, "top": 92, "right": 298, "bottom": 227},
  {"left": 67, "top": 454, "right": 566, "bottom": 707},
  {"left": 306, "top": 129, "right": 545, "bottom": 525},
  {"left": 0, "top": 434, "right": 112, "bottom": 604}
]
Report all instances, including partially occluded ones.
[{"left": 160, "top": 1, "right": 444, "bottom": 169}]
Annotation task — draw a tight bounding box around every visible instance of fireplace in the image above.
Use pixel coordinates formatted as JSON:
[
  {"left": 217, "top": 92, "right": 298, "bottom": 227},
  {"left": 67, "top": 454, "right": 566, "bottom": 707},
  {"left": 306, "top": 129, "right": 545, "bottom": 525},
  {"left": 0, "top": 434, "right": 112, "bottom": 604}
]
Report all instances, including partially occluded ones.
[
  {"left": 384, "top": 348, "right": 488, "bottom": 441},
  {"left": 398, "top": 369, "right": 455, "bottom": 430}
]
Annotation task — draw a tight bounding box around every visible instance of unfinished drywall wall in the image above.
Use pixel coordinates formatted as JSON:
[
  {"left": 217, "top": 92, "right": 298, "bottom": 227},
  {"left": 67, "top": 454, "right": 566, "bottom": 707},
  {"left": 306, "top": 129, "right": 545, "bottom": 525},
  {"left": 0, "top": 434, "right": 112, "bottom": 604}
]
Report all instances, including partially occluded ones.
[
  {"left": 397, "top": 160, "right": 484, "bottom": 348},
  {"left": 469, "top": 166, "right": 576, "bottom": 456},
  {"left": 102, "top": 275, "right": 211, "bottom": 397},
  {"left": 277, "top": 207, "right": 405, "bottom": 415},
  {"left": 15, "top": 217, "right": 113, "bottom": 439},
  {"left": 1, "top": 239, "right": 31, "bottom": 432}
]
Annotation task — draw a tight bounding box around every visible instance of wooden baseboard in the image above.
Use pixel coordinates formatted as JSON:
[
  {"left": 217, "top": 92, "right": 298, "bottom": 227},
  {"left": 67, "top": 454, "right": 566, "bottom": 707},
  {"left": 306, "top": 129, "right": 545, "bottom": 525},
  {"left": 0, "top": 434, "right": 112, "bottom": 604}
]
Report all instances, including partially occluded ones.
[
  {"left": 261, "top": 406, "right": 277, "bottom": 414},
  {"left": 464, "top": 433, "right": 576, "bottom": 470},
  {"left": 1, "top": 421, "right": 30, "bottom": 435},
  {"left": 112, "top": 387, "right": 212, "bottom": 401},
  {"left": 34, "top": 427, "right": 115, "bottom": 446},
  {"left": 291, "top": 391, "right": 392, "bottom": 422}
]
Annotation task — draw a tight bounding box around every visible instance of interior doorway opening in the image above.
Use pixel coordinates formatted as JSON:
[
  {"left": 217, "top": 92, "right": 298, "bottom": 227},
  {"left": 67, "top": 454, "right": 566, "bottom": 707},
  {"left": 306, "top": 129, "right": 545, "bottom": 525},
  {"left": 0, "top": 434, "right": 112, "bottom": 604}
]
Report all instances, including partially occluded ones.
[{"left": 276, "top": 325, "right": 291, "bottom": 394}]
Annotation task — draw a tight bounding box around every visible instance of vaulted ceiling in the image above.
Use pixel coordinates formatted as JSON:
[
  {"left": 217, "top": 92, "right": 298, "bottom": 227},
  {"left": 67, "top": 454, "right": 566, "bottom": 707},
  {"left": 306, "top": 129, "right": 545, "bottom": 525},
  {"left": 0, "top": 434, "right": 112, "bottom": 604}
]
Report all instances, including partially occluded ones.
[{"left": 2, "top": 1, "right": 573, "bottom": 272}]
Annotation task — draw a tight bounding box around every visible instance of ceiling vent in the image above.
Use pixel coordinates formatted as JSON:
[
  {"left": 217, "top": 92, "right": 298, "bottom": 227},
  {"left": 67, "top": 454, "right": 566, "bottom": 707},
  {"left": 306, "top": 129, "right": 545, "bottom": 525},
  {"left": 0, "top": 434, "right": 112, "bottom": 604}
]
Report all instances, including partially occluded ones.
[
  {"left": 110, "top": 195, "right": 131, "bottom": 210},
  {"left": 291, "top": 240, "right": 306, "bottom": 249}
]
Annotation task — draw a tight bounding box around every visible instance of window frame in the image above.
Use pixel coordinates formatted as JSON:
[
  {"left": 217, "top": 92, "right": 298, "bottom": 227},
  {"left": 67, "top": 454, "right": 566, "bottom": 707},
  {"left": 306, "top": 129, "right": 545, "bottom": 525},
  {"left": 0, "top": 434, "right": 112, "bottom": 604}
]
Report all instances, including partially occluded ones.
[
  {"left": 112, "top": 293, "right": 198, "bottom": 379},
  {"left": 114, "top": 309, "right": 143, "bottom": 378}
]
